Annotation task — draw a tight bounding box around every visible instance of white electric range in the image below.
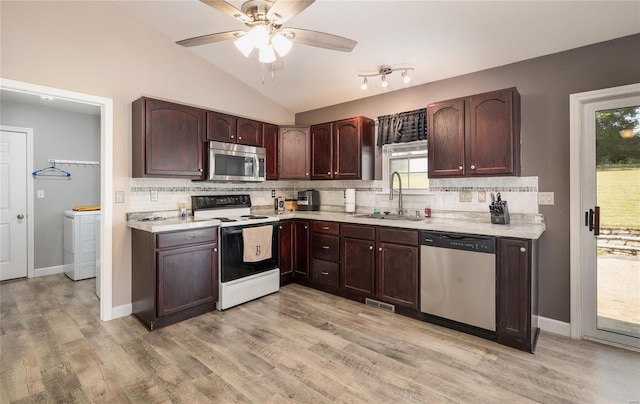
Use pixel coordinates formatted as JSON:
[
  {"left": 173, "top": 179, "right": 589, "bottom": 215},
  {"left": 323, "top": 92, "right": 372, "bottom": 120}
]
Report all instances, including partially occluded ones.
[{"left": 192, "top": 195, "right": 279, "bottom": 310}]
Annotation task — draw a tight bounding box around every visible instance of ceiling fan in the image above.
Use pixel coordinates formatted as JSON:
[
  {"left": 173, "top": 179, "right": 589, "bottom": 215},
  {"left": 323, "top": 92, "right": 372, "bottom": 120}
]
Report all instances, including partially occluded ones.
[{"left": 176, "top": 0, "right": 357, "bottom": 71}]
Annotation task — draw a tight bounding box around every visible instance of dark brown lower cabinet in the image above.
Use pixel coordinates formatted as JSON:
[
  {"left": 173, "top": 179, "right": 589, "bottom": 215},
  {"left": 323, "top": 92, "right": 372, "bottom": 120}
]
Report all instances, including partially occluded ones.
[
  {"left": 497, "top": 237, "right": 539, "bottom": 353},
  {"left": 131, "top": 227, "right": 218, "bottom": 330},
  {"left": 376, "top": 228, "right": 419, "bottom": 310},
  {"left": 341, "top": 224, "right": 375, "bottom": 297},
  {"left": 280, "top": 220, "right": 310, "bottom": 285}
]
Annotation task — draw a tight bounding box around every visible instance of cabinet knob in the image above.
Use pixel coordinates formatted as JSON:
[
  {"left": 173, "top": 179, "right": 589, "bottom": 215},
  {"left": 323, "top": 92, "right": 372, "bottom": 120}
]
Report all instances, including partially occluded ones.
[
  {"left": 214, "top": 247, "right": 218, "bottom": 252},
  {"left": 458, "top": 165, "right": 463, "bottom": 171},
  {"left": 231, "top": 135, "right": 235, "bottom": 139},
  {"left": 369, "top": 245, "right": 373, "bottom": 250},
  {"left": 327, "top": 171, "right": 331, "bottom": 175},
  {"left": 520, "top": 247, "right": 526, "bottom": 253},
  {"left": 378, "top": 247, "right": 383, "bottom": 252},
  {"left": 238, "top": 137, "right": 242, "bottom": 140},
  {"left": 279, "top": 225, "right": 282, "bottom": 229},
  {"left": 199, "top": 168, "right": 203, "bottom": 172},
  {"left": 304, "top": 225, "right": 308, "bottom": 229},
  {"left": 334, "top": 171, "right": 337, "bottom": 175},
  {"left": 470, "top": 165, "right": 476, "bottom": 170},
  {"left": 17, "top": 214, "right": 25, "bottom": 220},
  {"left": 306, "top": 173, "right": 309, "bottom": 176}
]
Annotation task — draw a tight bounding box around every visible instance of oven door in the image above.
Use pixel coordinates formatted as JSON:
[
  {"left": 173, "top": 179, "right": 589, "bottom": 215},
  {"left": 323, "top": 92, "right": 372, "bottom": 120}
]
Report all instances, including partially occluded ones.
[{"left": 220, "top": 222, "right": 279, "bottom": 283}]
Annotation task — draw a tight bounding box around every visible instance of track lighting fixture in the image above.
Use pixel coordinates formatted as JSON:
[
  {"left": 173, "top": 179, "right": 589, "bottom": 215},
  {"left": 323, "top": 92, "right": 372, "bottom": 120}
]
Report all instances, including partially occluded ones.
[{"left": 358, "top": 65, "right": 415, "bottom": 90}]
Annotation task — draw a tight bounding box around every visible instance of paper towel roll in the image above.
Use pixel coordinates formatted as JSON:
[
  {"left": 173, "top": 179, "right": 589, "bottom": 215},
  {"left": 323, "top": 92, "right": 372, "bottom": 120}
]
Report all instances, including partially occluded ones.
[{"left": 345, "top": 188, "right": 356, "bottom": 213}]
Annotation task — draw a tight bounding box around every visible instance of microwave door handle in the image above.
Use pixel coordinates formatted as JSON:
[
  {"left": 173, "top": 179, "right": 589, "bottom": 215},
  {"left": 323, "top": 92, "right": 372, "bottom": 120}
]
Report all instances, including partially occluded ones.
[{"left": 254, "top": 154, "right": 259, "bottom": 181}]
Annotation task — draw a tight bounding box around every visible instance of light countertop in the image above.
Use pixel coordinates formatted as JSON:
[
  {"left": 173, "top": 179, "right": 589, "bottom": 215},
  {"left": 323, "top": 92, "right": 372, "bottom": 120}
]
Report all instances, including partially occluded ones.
[{"left": 127, "top": 210, "right": 544, "bottom": 239}]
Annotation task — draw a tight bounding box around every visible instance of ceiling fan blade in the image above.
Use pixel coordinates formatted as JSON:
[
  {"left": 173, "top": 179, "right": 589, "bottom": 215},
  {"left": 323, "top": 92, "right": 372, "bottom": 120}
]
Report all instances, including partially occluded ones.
[
  {"left": 176, "top": 30, "right": 245, "bottom": 47},
  {"left": 283, "top": 28, "right": 357, "bottom": 52},
  {"left": 267, "top": 0, "right": 315, "bottom": 25},
  {"left": 200, "top": 0, "right": 251, "bottom": 23}
]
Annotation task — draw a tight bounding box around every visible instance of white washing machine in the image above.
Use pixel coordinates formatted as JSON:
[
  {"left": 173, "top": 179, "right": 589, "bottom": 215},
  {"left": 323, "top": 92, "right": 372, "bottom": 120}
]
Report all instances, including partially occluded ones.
[{"left": 63, "top": 210, "right": 99, "bottom": 281}]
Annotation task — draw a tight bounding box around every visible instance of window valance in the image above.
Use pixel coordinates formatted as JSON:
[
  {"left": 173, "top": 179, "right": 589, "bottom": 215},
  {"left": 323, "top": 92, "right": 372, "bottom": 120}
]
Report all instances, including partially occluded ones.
[{"left": 377, "top": 108, "right": 427, "bottom": 146}]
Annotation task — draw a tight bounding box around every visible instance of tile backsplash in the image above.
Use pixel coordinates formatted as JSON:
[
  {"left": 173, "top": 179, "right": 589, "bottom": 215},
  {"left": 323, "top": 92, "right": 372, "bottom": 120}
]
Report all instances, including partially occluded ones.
[{"left": 130, "top": 176, "right": 539, "bottom": 220}]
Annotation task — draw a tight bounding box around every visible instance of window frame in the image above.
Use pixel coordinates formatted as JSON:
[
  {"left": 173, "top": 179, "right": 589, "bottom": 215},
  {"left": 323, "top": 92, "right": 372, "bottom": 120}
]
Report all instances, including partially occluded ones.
[{"left": 380, "top": 140, "right": 433, "bottom": 195}]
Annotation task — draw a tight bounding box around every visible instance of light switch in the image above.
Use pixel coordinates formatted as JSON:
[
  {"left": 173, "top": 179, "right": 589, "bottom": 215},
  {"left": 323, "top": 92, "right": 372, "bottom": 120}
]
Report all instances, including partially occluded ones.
[
  {"left": 459, "top": 191, "right": 472, "bottom": 202},
  {"left": 37, "top": 190, "right": 45, "bottom": 199},
  {"left": 150, "top": 190, "right": 158, "bottom": 202},
  {"left": 538, "top": 192, "right": 554, "bottom": 205},
  {"left": 115, "top": 191, "right": 125, "bottom": 203}
]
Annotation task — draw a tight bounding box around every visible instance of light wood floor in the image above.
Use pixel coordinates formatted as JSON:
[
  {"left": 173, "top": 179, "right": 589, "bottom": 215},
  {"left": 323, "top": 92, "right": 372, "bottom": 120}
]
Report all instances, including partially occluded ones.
[{"left": 1, "top": 274, "right": 639, "bottom": 403}]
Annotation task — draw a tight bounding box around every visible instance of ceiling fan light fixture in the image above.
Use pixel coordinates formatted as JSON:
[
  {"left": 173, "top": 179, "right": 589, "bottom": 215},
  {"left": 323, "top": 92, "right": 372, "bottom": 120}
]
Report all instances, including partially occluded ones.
[
  {"left": 271, "top": 33, "right": 292, "bottom": 57},
  {"left": 361, "top": 77, "right": 368, "bottom": 90},
  {"left": 234, "top": 33, "right": 254, "bottom": 57},
  {"left": 250, "top": 24, "right": 271, "bottom": 49},
  {"left": 259, "top": 44, "right": 277, "bottom": 63}
]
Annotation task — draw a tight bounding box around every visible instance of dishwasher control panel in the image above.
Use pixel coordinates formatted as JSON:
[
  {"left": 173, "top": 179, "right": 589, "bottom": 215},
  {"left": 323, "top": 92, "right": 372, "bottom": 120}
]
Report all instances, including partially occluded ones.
[{"left": 420, "top": 231, "right": 496, "bottom": 253}]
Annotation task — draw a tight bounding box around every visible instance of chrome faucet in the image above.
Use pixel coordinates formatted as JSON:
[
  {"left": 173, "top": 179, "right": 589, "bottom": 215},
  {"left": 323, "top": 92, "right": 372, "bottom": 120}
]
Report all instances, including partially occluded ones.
[{"left": 390, "top": 171, "right": 403, "bottom": 215}]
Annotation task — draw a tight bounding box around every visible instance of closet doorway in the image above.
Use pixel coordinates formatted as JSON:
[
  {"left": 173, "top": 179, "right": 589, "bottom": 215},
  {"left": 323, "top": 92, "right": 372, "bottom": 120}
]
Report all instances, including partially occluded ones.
[{"left": 0, "top": 78, "right": 114, "bottom": 321}]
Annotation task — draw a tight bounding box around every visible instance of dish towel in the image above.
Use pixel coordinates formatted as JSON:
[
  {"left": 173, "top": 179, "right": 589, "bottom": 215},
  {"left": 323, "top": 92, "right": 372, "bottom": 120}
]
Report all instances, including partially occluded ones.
[{"left": 242, "top": 225, "right": 273, "bottom": 263}]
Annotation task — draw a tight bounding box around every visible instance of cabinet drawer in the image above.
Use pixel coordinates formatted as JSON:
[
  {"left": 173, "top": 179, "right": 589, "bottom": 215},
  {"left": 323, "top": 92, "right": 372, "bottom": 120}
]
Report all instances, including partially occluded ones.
[
  {"left": 156, "top": 227, "right": 218, "bottom": 249},
  {"left": 312, "top": 221, "right": 340, "bottom": 235},
  {"left": 377, "top": 227, "right": 418, "bottom": 246},
  {"left": 312, "top": 259, "right": 339, "bottom": 289},
  {"left": 311, "top": 234, "right": 339, "bottom": 262},
  {"left": 341, "top": 223, "right": 375, "bottom": 240}
]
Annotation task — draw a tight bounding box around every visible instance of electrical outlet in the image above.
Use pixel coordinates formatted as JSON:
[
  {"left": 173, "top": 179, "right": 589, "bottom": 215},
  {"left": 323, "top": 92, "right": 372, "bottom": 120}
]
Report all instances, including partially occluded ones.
[
  {"left": 538, "top": 192, "right": 554, "bottom": 205},
  {"left": 150, "top": 190, "right": 158, "bottom": 202},
  {"left": 271, "top": 190, "right": 276, "bottom": 198},
  {"left": 477, "top": 191, "right": 486, "bottom": 203},
  {"left": 115, "top": 191, "right": 125, "bottom": 203},
  {"left": 37, "top": 190, "right": 45, "bottom": 199},
  {"left": 459, "top": 191, "right": 472, "bottom": 202}
]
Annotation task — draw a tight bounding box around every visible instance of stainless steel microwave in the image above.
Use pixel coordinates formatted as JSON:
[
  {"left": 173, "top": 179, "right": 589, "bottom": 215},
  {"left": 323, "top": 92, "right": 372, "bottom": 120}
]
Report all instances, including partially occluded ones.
[{"left": 207, "top": 141, "right": 266, "bottom": 182}]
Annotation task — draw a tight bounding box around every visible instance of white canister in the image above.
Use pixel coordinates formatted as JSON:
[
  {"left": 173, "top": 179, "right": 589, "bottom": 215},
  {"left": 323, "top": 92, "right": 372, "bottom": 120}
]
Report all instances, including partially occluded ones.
[{"left": 345, "top": 188, "right": 356, "bottom": 213}]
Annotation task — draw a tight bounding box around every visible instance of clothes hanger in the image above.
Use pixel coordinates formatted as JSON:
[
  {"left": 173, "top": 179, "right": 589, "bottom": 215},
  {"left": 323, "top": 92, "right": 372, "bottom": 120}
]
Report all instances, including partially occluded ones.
[{"left": 32, "top": 163, "right": 71, "bottom": 177}]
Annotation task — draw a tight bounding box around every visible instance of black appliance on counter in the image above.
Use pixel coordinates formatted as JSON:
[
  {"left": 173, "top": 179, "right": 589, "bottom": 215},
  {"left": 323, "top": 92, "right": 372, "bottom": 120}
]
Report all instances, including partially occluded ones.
[{"left": 297, "top": 189, "right": 320, "bottom": 211}]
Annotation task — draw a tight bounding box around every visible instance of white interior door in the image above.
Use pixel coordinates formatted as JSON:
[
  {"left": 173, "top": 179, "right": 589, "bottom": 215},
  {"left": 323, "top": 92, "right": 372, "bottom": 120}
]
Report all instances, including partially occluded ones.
[
  {"left": 0, "top": 129, "right": 28, "bottom": 281},
  {"left": 581, "top": 92, "right": 640, "bottom": 350}
]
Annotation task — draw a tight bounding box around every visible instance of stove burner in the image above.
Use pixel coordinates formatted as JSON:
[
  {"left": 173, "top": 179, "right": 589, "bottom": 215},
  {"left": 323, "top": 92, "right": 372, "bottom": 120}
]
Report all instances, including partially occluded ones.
[
  {"left": 241, "top": 215, "right": 269, "bottom": 219},
  {"left": 213, "top": 217, "right": 237, "bottom": 223}
]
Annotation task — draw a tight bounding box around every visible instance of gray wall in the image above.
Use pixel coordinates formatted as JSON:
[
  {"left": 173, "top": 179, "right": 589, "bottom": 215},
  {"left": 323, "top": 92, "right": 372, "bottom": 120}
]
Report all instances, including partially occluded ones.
[
  {"left": 296, "top": 34, "right": 640, "bottom": 323},
  {"left": 1, "top": 101, "right": 100, "bottom": 269}
]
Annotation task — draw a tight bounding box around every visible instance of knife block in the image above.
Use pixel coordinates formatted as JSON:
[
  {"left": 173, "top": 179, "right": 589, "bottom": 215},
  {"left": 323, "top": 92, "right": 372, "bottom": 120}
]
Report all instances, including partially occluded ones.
[{"left": 490, "top": 201, "right": 510, "bottom": 224}]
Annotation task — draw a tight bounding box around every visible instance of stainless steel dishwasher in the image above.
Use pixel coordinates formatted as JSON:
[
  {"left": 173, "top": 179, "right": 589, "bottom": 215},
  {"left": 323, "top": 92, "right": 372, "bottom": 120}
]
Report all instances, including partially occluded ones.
[{"left": 420, "top": 231, "right": 496, "bottom": 332}]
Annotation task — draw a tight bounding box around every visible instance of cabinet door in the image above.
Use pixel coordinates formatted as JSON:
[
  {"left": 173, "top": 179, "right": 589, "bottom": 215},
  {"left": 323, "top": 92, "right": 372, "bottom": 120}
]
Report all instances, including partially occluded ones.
[
  {"left": 376, "top": 242, "right": 419, "bottom": 309},
  {"left": 279, "top": 126, "right": 310, "bottom": 180},
  {"left": 263, "top": 123, "right": 279, "bottom": 180},
  {"left": 206, "top": 111, "right": 236, "bottom": 142},
  {"left": 341, "top": 237, "right": 375, "bottom": 297},
  {"left": 469, "top": 89, "right": 520, "bottom": 176},
  {"left": 156, "top": 243, "right": 218, "bottom": 317},
  {"left": 428, "top": 99, "right": 465, "bottom": 178},
  {"left": 133, "top": 98, "right": 205, "bottom": 178},
  {"left": 237, "top": 118, "right": 263, "bottom": 147},
  {"left": 279, "top": 221, "right": 293, "bottom": 280},
  {"left": 497, "top": 237, "right": 532, "bottom": 351},
  {"left": 310, "top": 123, "right": 334, "bottom": 180},
  {"left": 294, "top": 221, "right": 310, "bottom": 279},
  {"left": 334, "top": 118, "right": 362, "bottom": 179}
]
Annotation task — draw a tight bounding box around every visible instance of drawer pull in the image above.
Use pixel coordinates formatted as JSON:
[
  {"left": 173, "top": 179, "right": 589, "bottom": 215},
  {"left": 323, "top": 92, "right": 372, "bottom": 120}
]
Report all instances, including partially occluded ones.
[
  {"left": 320, "top": 271, "right": 329, "bottom": 275},
  {"left": 322, "top": 246, "right": 330, "bottom": 249},
  {"left": 322, "top": 226, "right": 330, "bottom": 230}
]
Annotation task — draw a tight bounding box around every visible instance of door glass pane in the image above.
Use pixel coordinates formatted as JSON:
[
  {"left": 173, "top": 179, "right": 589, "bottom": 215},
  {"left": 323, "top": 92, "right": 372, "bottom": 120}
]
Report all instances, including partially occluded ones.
[{"left": 595, "top": 105, "right": 640, "bottom": 339}]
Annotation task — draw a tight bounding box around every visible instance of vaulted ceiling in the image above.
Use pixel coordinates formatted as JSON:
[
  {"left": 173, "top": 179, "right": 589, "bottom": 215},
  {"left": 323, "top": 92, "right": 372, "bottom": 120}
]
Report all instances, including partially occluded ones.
[{"left": 118, "top": 1, "right": 639, "bottom": 113}]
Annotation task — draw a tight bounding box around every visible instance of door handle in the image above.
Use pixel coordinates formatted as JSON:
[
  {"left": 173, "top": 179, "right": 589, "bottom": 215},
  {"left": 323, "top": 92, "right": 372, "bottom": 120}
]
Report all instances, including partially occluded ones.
[
  {"left": 17, "top": 214, "right": 25, "bottom": 220},
  {"left": 585, "top": 206, "right": 600, "bottom": 235}
]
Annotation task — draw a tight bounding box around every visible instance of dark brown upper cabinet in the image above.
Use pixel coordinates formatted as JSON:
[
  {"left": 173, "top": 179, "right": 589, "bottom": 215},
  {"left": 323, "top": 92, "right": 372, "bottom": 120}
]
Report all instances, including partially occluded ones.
[
  {"left": 132, "top": 97, "right": 205, "bottom": 179},
  {"left": 205, "top": 111, "right": 263, "bottom": 147},
  {"left": 428, "top": 88, "right": 521, "bottom": 178},
  {"left": 310, "top": 116, "right": 375, "bottom": 180},
  {"left": 263, "top": 123, "right": 279, "bottom": 180},
  {"left": 279, "top": 126, "right": 310, "bottom": 180}
]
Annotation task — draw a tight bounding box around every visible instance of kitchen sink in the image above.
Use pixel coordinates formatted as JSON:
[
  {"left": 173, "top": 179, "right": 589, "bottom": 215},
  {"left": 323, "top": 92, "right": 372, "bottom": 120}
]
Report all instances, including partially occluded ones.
[{"left": 352, "top": 213, "right": 424, "bottom": 222}]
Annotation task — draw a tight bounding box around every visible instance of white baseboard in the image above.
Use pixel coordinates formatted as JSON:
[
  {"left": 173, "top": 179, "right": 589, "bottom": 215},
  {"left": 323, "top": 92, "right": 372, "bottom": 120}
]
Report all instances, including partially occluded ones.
[
  {"left": 110, "top": 303, "right": 132, "bottom": 320},
  {"left": 539, "top": 316, "right": 571, "bottom": 337},
  {"left": 34, "top": 265, "right": 64, "bottom": 277}
]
